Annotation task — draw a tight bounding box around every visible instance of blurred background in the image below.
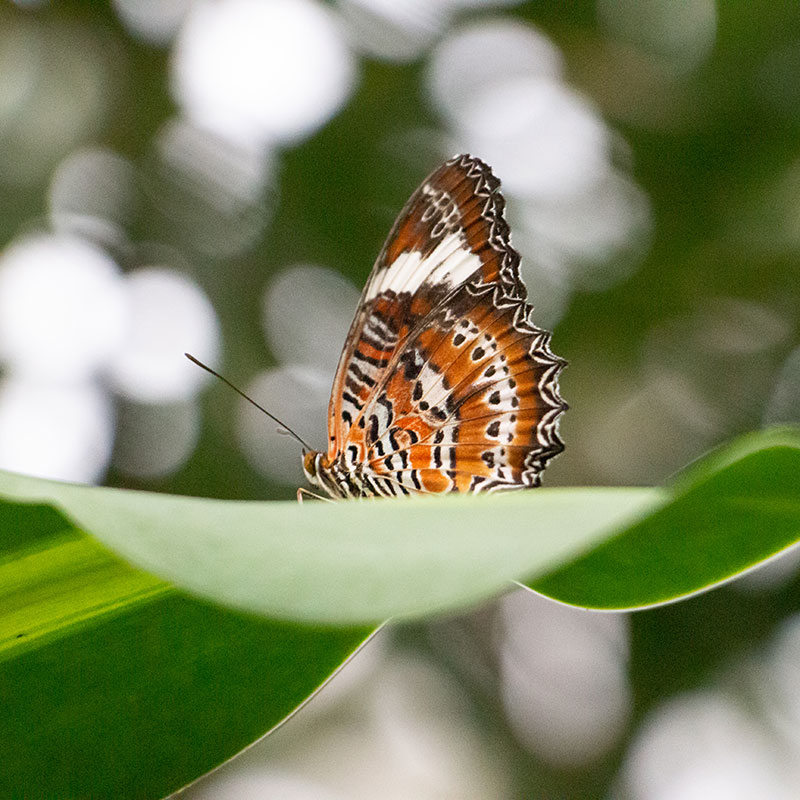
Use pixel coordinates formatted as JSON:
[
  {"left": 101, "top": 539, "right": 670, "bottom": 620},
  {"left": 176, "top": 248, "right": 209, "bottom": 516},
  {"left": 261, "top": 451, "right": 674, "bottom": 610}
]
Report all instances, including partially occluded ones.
[{"left": 2, "top": 0, "right": 800, "bottom": 797}]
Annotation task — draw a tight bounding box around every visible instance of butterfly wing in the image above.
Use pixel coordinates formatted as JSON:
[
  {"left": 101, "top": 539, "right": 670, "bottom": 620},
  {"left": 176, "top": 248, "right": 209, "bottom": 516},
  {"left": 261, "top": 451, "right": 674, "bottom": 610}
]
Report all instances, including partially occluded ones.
[
  {"left": 327, "top": 154, "right": 566, "bottom": 495},
  {"left": 328, "top": 154, "right": 524, "bottom": 448}
]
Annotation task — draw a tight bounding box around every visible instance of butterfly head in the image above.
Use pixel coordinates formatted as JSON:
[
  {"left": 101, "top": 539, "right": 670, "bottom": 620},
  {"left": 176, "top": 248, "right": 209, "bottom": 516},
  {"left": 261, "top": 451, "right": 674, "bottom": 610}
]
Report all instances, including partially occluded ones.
[{"left": 302, "top": 450, "right": 327, "bottom": 490}]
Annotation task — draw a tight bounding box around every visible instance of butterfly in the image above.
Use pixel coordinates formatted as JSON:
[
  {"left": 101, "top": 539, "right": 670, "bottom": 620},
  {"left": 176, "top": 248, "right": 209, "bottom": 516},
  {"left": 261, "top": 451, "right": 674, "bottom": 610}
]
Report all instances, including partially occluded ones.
[{"left": 299, "top": 154, "right": 567, "bottom": 499}]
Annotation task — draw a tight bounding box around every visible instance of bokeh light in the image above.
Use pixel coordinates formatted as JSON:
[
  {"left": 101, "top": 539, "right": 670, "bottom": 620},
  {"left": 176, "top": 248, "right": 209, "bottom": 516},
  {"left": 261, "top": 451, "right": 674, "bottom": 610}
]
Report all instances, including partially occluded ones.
[
  {"left": 452, "top": 76, "right": 609, "bottom": 200},
  {"left": 185, "top": 635, "right": 510, "bottom": 800},
  {"left": 757, "top": 612, "right": 800, "bottom": 756},
  {"left": 0, "top": 12, "right": 114, "bottom": 186},
  {"left": 0, "top": 233, "right": 128, "bottom": 381},
  {"left": 337, "top": 0, "right": 527, "bottom": 63},
  {"left": 498, "top": 590, "right": 631, "bottom": 767},
  {"left": 112, "top": 0, "right": 194, "bottom": 45},
  {"left": 236, "top": 365, "right": 330, "bottom": 487},
  {"left": 336, "top": 0, "right": 454, "bottom": 62},
  {"left": 48, "top": 146, "right": 137, "bottom": 246},
  {"left": 597, "top": 0, "right": 717, "bottom": 76},
  {"left": 427, "top": 20, "right": 590, "bottom": 199},
  {"left": 236, "top": 264, "right": 359, "bottom": 487},
  {"left": 513, "top": 170, "right": 651, "bottom": 293},
  {"left": 188, "top": 771, "right": 345, "bottom": 800},
  {"left": 107, "top": 266, "right": 220, "bottom": 404},
  {"left": 427, "top": 18, "right": 562, "bottom": 110},
  {"left": 587, "top": 298, "right": 793, "bottom": 484},
  {"left": 764, "top": 345, "right": 800, "bottom": 425},
  {"left": 171, "top": 0, "right": 358, "bottom": 149},
  {"left": 0, "top": 376, "right": 114, "bottom": 483},
  {"left": 149, "top": 118, "right": 275, "bottom": 258},
  {"left": 366, "top": 654, "right": 511, "bottom": 798},
  {"left": 426, "top": 18, "right": 652, "bottom": 308},
  {"left": 262, "top": 264, "right": 359, "bottom": 373},
  {"left": 734, "top": 547, "right": 800, "bottom": 593},
  {"left": 617, "top": 689, "right": 794, "bottom": 800}
]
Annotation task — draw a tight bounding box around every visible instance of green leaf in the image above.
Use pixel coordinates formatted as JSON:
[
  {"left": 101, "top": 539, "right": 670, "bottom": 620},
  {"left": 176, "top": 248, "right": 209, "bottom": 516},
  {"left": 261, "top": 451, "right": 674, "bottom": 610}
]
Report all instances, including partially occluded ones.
[
  {"left": 0, "top": 500, "right": 373, "bottom": 799},
  {"left": 529, "top": 427, "right": 800, "bottom": 608},
  {"left": 0, "top": 470, "right": 661, "bottom": 624},
  {"left": 2, "top": 429, "right": 799, "bottom": 627}
]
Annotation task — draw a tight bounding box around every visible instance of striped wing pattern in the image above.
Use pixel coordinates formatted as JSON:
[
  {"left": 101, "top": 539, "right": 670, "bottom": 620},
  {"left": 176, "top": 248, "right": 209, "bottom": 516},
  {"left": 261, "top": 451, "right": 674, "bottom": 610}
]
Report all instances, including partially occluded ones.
[{"left": 303, "top": 154, "right": 566, "bottom": 498}]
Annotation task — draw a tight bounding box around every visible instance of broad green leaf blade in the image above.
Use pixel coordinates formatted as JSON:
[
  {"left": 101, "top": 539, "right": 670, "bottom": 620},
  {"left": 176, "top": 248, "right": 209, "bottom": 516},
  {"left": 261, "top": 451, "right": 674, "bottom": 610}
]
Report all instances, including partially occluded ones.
[
  {"left": 0, "top": 470, "right": 660, "bottom": 623},
  {"left": 1, "top": 428, "right": 798, "bottom": 626},
  {"left": 0, "top": 499, "right": 373, "bottom": 799},
  {"left": 529, "top": 429, "right": 800, "bottom": 608}
]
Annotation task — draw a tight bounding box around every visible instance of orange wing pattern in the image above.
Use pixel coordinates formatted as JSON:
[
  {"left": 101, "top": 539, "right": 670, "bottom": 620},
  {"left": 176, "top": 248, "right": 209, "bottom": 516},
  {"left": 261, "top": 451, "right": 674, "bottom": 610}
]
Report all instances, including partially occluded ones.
[{"left": 303, "top": 154, "right": 566, "bottom": 498}]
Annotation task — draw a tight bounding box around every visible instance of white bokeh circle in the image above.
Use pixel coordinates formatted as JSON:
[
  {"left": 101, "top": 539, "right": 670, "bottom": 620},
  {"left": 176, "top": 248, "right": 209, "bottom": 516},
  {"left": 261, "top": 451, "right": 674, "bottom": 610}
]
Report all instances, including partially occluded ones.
[
  {"left": 453, "top": 76, "right": 610, "bottom": 200},
  {"left": 172, "top": 0, "right": 358, "bottom": 148},
  {"left": 618, "top": 690, "right": 792, "bottom": 800},
  {"left": 0, "top": 233, "right": 128, "bottom": 381},
  {"left": 48, "top": 146, "right": 137, "bottom": 245},
  {"left": 427, "top": 19, "right": 563, "bottom": 121},
  {"left": 0, "top": 376, "right": 115, "bottom": 483},
  {"left": 107, "top": 266, "right": 221, "bottom": 404},
  {"left": 498, "top": 589, "right": 631, "bottom": 767},
  {"left": 262, "top": 264, "right": 359, "bottom": 375}
]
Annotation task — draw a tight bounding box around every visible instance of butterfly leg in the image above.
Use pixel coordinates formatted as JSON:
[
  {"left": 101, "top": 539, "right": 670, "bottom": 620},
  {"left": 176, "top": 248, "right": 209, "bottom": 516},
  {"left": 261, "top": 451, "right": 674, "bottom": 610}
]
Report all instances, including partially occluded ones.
[{"left": 296, "top": 487, "right": 335, "bottom": 504}]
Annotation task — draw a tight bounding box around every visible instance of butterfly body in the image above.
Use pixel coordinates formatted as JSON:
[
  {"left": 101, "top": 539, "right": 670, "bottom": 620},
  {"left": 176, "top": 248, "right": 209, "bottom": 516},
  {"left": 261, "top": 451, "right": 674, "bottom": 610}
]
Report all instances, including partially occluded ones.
[{"left": 302, "top": 154, "right": 566, "bottom": 499}]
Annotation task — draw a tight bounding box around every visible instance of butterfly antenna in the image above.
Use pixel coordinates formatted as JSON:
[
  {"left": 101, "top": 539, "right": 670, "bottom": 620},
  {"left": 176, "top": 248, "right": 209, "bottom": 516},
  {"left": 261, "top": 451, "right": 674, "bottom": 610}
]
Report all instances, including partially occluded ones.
[{"left": 185, "top": 353, "right": 315, "bottom": 452}]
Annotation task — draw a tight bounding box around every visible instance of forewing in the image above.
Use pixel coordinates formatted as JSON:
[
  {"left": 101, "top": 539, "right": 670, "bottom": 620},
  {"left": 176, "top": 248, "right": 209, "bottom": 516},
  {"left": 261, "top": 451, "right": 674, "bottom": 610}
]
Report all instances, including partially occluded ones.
[{"left": 327, "top": 154, "right": 521, "bottom": 455}]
